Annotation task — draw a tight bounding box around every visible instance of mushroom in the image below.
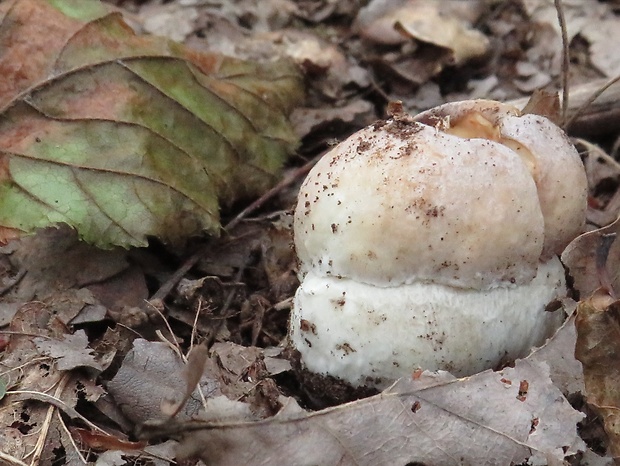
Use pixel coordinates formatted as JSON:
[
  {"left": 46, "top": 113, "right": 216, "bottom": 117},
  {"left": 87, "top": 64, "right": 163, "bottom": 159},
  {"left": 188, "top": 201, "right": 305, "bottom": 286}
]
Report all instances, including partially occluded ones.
[{"left": 289, "top": 100, "right": 587, "bottom": 388}]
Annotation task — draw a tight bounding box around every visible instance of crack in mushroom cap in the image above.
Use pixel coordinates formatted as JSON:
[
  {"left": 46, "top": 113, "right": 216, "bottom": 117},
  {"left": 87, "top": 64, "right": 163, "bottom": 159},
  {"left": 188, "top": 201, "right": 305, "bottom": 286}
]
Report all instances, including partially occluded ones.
[{"left": 295, "top": 116, "right": 546, "bottom": 289}]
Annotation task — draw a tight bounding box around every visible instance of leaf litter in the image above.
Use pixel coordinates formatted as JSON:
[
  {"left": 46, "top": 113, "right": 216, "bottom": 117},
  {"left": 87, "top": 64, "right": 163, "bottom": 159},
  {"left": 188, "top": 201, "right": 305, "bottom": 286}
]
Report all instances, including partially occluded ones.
[
  {"left": 0, "top": 0, "right": 302, "bottom": 248},
  {"left": 0, "top": 0, "right": 620, "bottom": 465}
]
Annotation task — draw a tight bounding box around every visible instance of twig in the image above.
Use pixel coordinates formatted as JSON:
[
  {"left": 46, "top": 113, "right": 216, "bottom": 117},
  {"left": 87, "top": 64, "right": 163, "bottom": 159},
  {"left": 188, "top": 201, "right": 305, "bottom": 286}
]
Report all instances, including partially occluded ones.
[
  {"left": 507, "top": 78, "right": 620, "bottom": 136},
  {"left": 554, "top": 0, "right": 570, "bottom": 124},
  {"left": 0, "top": 452, "right": 29, "bottom": 466},
  {"left": 223, "top": 157, "right": 317, "bottom": 232},
  {"left": 56, "top": 410, "right": 87, "bottom": 464},
  {"left": 148, "top": 243, "right": 210, "bottom": 302},
  {"left": 203, "top": 266, "right": 246, "bottom": 350},
  {"left": 149, "top": 155, "right": 318, "bottom": 304},
  {"left": 563, "top": 75, "right": 620, "bottom": 131},
  {"left": 29, "top": 374, "right": 70, "bottom": 466}
]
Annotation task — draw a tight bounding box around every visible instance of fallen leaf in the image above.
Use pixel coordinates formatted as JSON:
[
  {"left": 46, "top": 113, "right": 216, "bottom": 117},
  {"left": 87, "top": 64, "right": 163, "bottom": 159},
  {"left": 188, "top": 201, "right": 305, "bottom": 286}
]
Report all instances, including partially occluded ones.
[
  {"left": 581, "top": 19, "right": 620, "bottom": 77},
  {"left": 0, "top": 0, "right": 303, "bottom": 248},
  {"left": 0, "top": 304, "right": 86, "bottom": 466},
  {"left": 161, "top": 343, "right": 209, "bottom": 418},
  {"left": 107, "top": 339, "right": 215, "bottom": 424},
  {"left": 290, "top": 100, "right": 375, "bottom": 142},
  {"left": 138, "top": 2, "right": 199, "bottom": 42},
  {"left": 575, "top": 290, "right": 620, "bottom": 460},
  {"left": 107, "top": 339, "right": 290, "bottom": 425},
  {"left": 527, "top": 308, "right": 585, "bottom": 396},
  {"left": 355, "top": 0, "right": 489, "bottom": 64},
  {"left": 8, "top": 226, "right": 129, "bottom": 302},
  {"left": 561, "top": 218, "right": 620, "bottom": 299},
  {"left": 70, "top": 427, "right": 146, "bottom": 452},
  {"left": 34, "top": 329, "right": 103, "bottom": 371},
  {"left": 136, "top": 359, "right": 583, "bottom": 465},
  {"left": 520, "top": 0, "right": 617, "bottom": 77}
]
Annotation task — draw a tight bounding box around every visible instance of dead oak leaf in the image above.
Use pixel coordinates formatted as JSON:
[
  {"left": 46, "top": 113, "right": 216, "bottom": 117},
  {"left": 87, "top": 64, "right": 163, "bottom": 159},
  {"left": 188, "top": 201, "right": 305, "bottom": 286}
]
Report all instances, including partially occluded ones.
[
  {"left": 34, "top": 329, "right": 103, "bottom": 371},
  {"left": 137, "top": 359, "right": 583, "bottom": 465},
  {"left": 575, "top": 290, "right": 620, "bottom": 459}
]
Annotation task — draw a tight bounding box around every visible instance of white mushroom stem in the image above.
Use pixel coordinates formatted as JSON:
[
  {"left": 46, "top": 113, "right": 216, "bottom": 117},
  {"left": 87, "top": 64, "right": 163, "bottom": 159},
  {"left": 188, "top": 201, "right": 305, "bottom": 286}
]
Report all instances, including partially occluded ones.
[{"left": 291, "top": 257, "right": 565, "bottom": 388}]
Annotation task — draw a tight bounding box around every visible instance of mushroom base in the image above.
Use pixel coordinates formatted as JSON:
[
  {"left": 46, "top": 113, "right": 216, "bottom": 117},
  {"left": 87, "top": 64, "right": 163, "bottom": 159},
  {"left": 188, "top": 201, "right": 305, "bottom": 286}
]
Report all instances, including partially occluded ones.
[{"left": 289, "top": 257, "right": 566, "bottom": 388}]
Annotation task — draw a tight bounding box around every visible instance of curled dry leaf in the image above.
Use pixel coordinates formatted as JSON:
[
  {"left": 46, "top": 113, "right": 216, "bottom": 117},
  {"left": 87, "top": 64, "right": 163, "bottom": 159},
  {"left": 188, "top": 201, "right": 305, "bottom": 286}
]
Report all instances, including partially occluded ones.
[
  {"left": 0, "top": 0, "right": 303, "bottom": 248},
  {"left": 575, "top": 290, "right": 620, "bottom": 460},
  {"left": 160, "top": 343, "right": 209, "bottom": 418},
  {"left": 355, "top": 0, "right": 489, "bottom": 65},
  {"left": 107, "top": 339, "right": 289, "bottom": 425},
  {"left": 34, "top": 329, "right": 103, "bottom": 371},
  {"left": 527, "top": 308, "right": 585, "bottom": 396},
  {"left": 561, "top": 217, "right": 620, "bottom": 299}
]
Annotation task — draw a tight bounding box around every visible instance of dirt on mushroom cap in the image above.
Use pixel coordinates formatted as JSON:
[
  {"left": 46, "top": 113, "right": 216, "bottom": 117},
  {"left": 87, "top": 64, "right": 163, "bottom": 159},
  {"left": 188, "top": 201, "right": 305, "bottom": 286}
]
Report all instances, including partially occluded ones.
[{"left": 294, "top": 116, "right": 545, "bottom": 290}]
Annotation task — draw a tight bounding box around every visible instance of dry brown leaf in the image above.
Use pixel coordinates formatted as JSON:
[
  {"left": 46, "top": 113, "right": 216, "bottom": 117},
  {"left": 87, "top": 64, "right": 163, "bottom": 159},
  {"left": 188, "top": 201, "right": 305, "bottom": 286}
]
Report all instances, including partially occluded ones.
[
  {"left": 134, "top": 359, "right": 583, "bottom": 465},
  {"left": 355, "top": 0, "right": 489, "bottom": 65},
  {"left": 575, "top": 290, "right": 620, "bottom": 460},
  {"left": 107, "top": 339, "right": 288, "bottom": 425},
  {"left": 8, "top": 226, "right": 129, "bottom": 302},
  {"left": 161, "top": 343, "right": 209, "bottom": 418},
  {"left": 561, "top": 218, "right": 620, "bottom": 299},
  {"left": 0, "top": 302, "right": 89, "bottom": 464},
  {"left": 34, "top": 330, "right": 103, "bottom": 371}
]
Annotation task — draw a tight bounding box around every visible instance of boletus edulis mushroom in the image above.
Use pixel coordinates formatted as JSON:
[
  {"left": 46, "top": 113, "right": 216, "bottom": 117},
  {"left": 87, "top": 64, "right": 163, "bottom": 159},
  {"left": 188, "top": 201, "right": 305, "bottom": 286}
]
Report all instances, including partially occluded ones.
[{"left": 289, "top": 100, "right": 587, "bottom": 388}]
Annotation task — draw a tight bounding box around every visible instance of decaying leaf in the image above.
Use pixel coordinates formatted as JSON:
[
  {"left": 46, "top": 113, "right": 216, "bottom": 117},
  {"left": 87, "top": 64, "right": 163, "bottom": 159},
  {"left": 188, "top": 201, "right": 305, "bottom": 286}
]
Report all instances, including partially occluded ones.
[
  {"left": 0, "top": 0, "right": 303, "bottom": 248},
  {"left": 561, "top": 218, "right": 620, "bottom": 299},
  {"left": 34, "top": 329, "right": 103, "bottom": 371},
  {"left": 522, "top": 0, "right": 617, "bottom": 77},
  {"left": 355, "top": 0, "right": 489, "bottom": 64},
  {"left": 160, "top": 343, "right": 209, "bottom": 418},
  {"left": 0, "top": 302, "right": 105, "bottom": 464},
  {"left": 133, "top": 357, "right": 583, "bottom": 465},
  {"left": 527, "top": 309, "right": 585, "bottom": 396},
  {"left": 107, "top": 339, "right": 288, "bottom": 425},
  {"left": 107, "top": 339, "right": 211, "bottom": 424},
  {"left": 575, "top": 290, "right": 620, "bottom": 460}
]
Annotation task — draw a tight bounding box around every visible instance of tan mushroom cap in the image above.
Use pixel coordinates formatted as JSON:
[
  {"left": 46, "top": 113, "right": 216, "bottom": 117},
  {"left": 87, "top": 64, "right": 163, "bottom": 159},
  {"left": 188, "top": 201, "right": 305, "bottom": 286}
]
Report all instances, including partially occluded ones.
[
  {"left": 499, "top": 114, "right": 587, "bottom": 257},
  {"left": 414, "top": 100, "right": 587, "bottom": 259},
  {"left": 294, "top": 116, "right": 546, "bottom": 289}
]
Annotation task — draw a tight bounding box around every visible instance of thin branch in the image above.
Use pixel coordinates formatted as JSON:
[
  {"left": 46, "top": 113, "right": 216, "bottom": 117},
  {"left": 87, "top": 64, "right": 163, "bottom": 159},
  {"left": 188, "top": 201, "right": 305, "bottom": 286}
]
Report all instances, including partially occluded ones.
[
  {"left": 223, "top": 157, "right": 317, "bottom": 231},
  {"left": 56, "top": 410, "right": 87, "bottom": 464},
  {"left": 0, "top": 452, "right": 29, "bottom": 466},
  {"left": 29, "top": 374, "right": 70, "bottom": 466},
  {"left": 564, "top": 75, "right": 620, "bottom": 131},
  {"left": 148, "top": 155, "right": 318, "bottom": 304},
  {"left": 554, "top": 0, "right": 570, "bottom": 124}
]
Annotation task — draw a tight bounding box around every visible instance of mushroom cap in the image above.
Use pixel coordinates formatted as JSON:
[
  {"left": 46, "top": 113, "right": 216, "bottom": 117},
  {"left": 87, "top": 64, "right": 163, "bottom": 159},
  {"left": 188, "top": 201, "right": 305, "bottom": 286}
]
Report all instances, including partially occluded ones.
[
  {"left": 414, "top": 100, "right": 587, "bottom": 258},
  {"left": 290, "top": 256, "right": 566, "bottom": 387},
  {"left": 499, "top": 113, "right": 587, "bottom": 257},
  {"left": 291, "top": 100, "right": 587, "bottom": 385},
  {"left": 295, "top": 115, "right": 545, "bottom": 289}
]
